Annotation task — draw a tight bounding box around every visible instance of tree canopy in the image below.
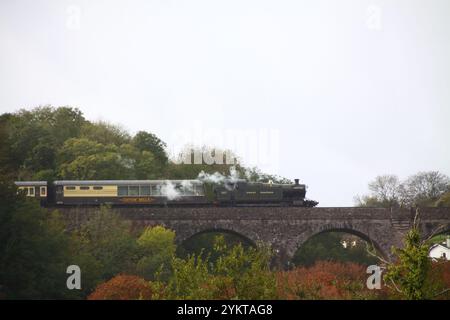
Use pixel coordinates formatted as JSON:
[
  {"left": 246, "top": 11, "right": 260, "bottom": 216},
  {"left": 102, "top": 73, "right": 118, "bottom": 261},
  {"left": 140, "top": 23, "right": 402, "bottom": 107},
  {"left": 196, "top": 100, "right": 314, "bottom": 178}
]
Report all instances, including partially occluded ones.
[{"left": 355, "top": 172, "right": 450, "bottom": 207}]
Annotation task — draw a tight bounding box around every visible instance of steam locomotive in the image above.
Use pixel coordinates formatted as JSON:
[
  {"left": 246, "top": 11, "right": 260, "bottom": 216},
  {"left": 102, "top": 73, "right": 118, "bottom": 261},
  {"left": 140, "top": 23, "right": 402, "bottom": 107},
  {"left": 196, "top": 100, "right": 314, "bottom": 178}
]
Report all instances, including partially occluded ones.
[{"left": 14, "top": 179, "right": 318, "bottom": 207}]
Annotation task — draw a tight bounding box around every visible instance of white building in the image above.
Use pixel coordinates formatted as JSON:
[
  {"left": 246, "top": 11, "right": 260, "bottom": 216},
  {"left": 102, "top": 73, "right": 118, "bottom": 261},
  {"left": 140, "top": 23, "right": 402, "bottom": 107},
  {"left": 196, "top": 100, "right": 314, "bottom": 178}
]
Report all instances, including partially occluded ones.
[{"left": 429, "top": 238, "right": 450, "bottom": 261}]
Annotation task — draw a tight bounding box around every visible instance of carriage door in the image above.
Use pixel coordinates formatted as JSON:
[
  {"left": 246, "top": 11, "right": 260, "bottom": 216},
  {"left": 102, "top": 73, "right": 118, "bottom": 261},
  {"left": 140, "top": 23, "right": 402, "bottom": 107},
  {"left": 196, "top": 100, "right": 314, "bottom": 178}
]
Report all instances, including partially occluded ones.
[
  {"left": 56, "top": 185, "right": 64, "bottom": 203},
  {"left": 35, "top": 186, "right": 40, "bottom": 197}
]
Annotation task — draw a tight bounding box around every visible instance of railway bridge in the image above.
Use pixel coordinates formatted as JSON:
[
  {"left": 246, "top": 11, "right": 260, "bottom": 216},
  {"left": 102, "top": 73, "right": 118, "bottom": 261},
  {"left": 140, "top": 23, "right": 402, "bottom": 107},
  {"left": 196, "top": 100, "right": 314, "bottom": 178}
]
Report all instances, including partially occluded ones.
[{"left": 57, "top": 206, "right": 450, "bottom": 266}]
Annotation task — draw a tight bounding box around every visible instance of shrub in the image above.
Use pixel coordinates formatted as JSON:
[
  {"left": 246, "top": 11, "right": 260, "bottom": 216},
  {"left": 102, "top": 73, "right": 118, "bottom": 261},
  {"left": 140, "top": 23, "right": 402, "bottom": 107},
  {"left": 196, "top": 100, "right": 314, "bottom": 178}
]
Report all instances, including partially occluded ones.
[
  {"left": 88, "top": 274, "right": 153, "bottom": 300},
  {"left": 276, "top": 261, "right": 385, "bottom": 300}
]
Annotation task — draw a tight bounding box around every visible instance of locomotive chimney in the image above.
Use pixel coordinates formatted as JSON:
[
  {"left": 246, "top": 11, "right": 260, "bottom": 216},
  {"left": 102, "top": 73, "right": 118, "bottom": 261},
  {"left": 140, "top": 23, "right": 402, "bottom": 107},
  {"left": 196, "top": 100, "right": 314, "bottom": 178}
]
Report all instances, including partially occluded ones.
[{"left": 294, "top": 179, "right": 299, "bottom": 185}]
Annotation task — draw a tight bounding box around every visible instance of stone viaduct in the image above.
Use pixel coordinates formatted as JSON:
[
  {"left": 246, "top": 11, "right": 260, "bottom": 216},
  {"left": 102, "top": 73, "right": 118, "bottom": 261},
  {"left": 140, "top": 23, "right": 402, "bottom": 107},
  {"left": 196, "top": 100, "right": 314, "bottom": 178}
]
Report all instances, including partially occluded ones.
[{"left": 57, "top": 206, "right": 450, "bottom": 266}]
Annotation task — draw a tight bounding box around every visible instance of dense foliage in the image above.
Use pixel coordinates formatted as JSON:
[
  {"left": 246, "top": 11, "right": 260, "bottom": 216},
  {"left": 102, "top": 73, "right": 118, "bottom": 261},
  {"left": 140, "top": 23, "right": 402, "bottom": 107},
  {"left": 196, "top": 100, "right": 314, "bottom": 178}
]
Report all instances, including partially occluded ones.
[
  {"left": 87, "top": 274, "right": 154, "bottom": 300},
  {"left": 384, "top": 212, "right": 450, "bottom": 300},
  {"left": 277, "top": 261, "right": 387, "bottom": 300},
  {"left": 1, "top": 105, "right": 289, "bottom": 183},
  {"left": 0, "top": 181, "right": 73, "bottom": 299}
]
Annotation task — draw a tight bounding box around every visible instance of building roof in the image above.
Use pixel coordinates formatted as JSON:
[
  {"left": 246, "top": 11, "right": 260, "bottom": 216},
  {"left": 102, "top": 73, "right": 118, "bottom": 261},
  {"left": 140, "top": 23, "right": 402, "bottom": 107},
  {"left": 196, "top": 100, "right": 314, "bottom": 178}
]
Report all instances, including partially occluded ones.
[{"left": 429, "top": 243, "right": 450, "bottom": 251}]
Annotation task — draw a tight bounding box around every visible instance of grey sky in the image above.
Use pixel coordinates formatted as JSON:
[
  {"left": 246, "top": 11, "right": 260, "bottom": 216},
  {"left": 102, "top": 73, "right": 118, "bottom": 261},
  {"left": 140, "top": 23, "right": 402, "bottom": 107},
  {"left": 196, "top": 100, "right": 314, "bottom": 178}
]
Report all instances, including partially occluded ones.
[{"left": 1, "top": 0, "right": 449, "bottom": 206}]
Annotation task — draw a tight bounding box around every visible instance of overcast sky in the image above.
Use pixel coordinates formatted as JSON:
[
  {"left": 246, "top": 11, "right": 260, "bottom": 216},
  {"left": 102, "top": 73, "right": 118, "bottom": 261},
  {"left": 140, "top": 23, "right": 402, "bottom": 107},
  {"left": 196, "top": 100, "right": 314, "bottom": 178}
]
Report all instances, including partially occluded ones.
[{"left": 1, "top": 0, "right": 449, "bottom": 206}]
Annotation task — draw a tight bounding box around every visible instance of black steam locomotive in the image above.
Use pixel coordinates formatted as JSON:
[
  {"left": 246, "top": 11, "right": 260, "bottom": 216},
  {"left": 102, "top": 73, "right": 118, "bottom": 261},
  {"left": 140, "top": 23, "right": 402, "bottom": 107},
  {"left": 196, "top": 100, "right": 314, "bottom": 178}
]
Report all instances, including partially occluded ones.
[{"left": 15, "top": 178, "right": 318, "bottom": 207}]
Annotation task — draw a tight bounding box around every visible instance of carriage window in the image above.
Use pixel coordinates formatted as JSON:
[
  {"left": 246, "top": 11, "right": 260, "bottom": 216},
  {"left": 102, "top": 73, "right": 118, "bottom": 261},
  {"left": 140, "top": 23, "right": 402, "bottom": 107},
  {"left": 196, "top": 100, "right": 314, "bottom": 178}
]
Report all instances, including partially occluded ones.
[
  {"left": 41, "top": 187, "right": 46, "bottom": 195},
  {"left": 140, "top": 186, "right": 151, "bottom": 196},
  {"left": 29, "top": 187, "right": 34, "bottom": 195},
  {"left": 80, "top": 186, "right": 90, "bottom": 190},
  {"left": 93, "top": 186, "right": 103, "bottom": 190},
  {"left": 152, "top": 185, "right": 162, "bottom": 196},
  {"left": 182, "top": 184, "right": 195, "bottom": 196},
  {"left": 129, "top": 186, "right": 139, "bottom": 196},
  {"left": 23, "top": 188, "right": 28, "bottom": 195},
  {"left": 118, "top": 186, "right": 128, "bottom": 196},
  {"left": 66, "top": 186, "right": 76, "bottom": 190}
]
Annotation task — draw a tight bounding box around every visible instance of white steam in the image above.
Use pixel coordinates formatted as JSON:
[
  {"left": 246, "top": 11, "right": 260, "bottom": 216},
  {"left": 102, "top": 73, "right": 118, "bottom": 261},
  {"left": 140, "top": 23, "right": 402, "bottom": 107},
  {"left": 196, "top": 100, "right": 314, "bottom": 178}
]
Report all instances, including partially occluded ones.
[
  {"left": 196, "top": 166, "right": 243, "bottom": 190},
  {"left": 160, "top": 181, "right": 181, "bottom": 200},
  {"left": 159, "top": 166, "right": 245, "bottom": 200}
]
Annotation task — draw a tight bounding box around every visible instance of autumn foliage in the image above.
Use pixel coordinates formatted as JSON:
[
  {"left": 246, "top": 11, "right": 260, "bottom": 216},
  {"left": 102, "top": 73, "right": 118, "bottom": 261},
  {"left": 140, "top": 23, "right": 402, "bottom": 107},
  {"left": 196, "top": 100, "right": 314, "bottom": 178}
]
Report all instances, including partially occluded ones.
[
  {"left": 426, "top": 260, "right": 450, "bottom": 300},
  {"left": 88, "top": 274, "right": 153, "bottom": 300},
  {"left": 276, "top": 261, "right": 385, "bottom": 300}
]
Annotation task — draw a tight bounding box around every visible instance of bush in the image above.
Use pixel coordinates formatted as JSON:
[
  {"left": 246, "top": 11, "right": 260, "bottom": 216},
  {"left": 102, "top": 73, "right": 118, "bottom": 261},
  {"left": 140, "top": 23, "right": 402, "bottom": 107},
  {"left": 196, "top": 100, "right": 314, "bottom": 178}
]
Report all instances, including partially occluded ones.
[
  {"left": 88, "top": 275, "right": 153, "bottom": 300},
  {"left": 276, "top": 261, "right": 385, "bottom": 300}
]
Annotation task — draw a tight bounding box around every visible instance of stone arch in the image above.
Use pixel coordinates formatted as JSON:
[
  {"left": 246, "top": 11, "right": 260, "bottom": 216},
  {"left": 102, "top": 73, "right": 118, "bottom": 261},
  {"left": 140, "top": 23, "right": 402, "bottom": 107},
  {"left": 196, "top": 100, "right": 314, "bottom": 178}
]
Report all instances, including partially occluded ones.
[
  {"left": 180, "top": 227, "right": 257, "bottom": 248},
  {"left": 421, "top": 222, "right": 450, "bottom": 241},
  {"left": 170, "top": 222, "right": 261, "bottom": 248},
  {"left": 285, "top": 223, "right": 389, "bottom": 264}
]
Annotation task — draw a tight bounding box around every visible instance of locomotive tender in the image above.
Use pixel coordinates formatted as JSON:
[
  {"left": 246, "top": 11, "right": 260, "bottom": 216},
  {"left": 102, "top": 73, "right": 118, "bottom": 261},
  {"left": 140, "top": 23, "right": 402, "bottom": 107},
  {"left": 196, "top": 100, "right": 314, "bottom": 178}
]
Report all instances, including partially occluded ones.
[{"left": 14, "top": 179, "right": 318, "bottom": 207}]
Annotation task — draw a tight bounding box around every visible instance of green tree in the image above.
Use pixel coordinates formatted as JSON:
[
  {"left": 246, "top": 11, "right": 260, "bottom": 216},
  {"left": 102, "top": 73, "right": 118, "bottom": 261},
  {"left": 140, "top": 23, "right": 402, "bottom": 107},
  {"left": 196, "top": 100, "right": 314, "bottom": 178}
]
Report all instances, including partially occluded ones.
[
  {"left": 80, "top": 121, "right": 131, "bottom": 146},
  {"left": 158, "top": 236, "right": 276, "bottom": 300},
  {"left": 2, "top": 106, "right": 85, "bottom": 179},
  {"left": 70, "top": 206, "right": 138, "bottom": 295},
  {"left": 0, "top": 180, "right": 72, "bottom": 299},
  {"left": 161, "top": 254, "right": 213, "bottom": 299},
  {"left": 212, "top": 237, "right": 276, "bottom": 299},
  {"left": 136, "top": 226, "right": 176, "bottom": 281},
  {"left": 132, "top": 131, "right": 168, "bottom": 165},
  {"left": 383, "top": 210, "right": 446, "bottom": 299},
  {"left": 57, "top": 138, "right": 135, "bottom": 179}
]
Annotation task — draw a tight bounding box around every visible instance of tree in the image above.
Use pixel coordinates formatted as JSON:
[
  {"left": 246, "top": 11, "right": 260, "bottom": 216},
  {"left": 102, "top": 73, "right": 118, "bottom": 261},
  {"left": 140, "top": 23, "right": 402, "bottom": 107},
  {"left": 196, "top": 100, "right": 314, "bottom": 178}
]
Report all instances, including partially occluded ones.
[
  {"left": 242, "top": 166, "right": 292, "bottom": 184},
  {"left": 1, "top": 106, "right": 85, "bottom": 179},
  {"left": 0, "top": 180, "right": 73, "bottom": 299},
  {"left": 355, "top": 175, "right": 401, "bottom": 207},
  {"left": 0, "top": 115, "right": 15, "bottom": 179},
  {"left": 81, "top": 121, "right": 131, "bottom": 146},
  {"left": 132, "top": 131, "right": 168, "bottom": 165},
  {"left": 356, "top": 171, "right": 450, "bottom": 207},
  {"left": 70, "top": 206, "right": 138, "bottom": 295},
  {"left": 57, "top": 138, "right": 135, "bottom": 179},
  {"left": 402, "top": 171, "right": 449, "bottom": 206},
  {"left": 135, "top": 226, "right": 176, "bottom": 281},
  {"left": 277, "top": 261, "right": 383, "bottom": 300},
  {"left": 383, "top": 210, "right": 449, "bottom": 299},
  {"left": 212, "top": 237, "right": 276, "bottom": 300},
  {"left": 88, "top": 274, "right": 153, "bottom": 300},
  {"left": 435, "top": 191, "right": 450, "bottom": 207},
  {"left": 158, "top": 236, "right": 276, "bottom": 300}
]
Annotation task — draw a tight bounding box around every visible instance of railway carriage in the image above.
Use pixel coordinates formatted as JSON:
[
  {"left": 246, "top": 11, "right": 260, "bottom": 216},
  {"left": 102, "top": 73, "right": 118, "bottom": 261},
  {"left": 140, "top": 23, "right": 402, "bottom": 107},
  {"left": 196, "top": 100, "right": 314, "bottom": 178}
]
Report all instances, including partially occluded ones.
[
  {"left": 53, "top": 180, "right": 208, "bottom": 205},
  {"left": 15, "top": 181, "right": 48, "bottom": 205}
]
